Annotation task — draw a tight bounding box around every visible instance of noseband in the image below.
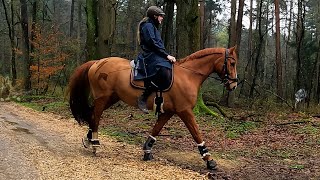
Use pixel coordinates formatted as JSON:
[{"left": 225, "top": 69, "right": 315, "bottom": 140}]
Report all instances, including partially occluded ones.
[{"left": 222, "top": 49, "right": 238, "bottom": 88}]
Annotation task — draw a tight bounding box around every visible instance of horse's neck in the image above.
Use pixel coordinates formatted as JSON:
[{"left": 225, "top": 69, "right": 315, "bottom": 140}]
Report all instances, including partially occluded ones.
[{"left": 182, "top": 53, "right": 222, "bottom": 77}]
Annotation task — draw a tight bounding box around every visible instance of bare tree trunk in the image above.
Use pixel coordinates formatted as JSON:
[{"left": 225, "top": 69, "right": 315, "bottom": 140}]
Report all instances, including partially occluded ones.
[
  {"left": 295, "top": 0, "right": 305, "bottom": 91},
  {"left": 97, "top": 0, "right": 116, "bottom": 58},
  {"left": 125, "top": 0, "right": 143, "bottom": 58},
  {"left": 207, "top": 11, "right": 213, "bottom": 47},
  {"left": 77, "top": 0, "right": 82, "bottom": 65},
  {"left": 274, "top": 0, "right": 283, "bottom": 99},
  {"left": 250, "top": 0, "right": 264, "bottom": 98},
  {"left": 125, "top": 0, "right": 133, "bottom": 58},
  {"left": 284, "top": 0, "right": 293, "bottom": 98},
  {"left": 70, "top": 0, "right": 75, "bottom": 37},
  {"left": 20, "top": 0, "right": 31, "bottom": 91},
  {"left": 31, "top": 0, "right": 39, "bottom": 93},
  {"left": 161, "top": 0, "right": 175, "bottom": 54},
  {"left": 2, "top": 0, "right": 16, "bottom": 85},
  {"left": 317, "top": 1, "right": 320, "bottom": 104},
  {"left": 317, "top": 54, "right": 320, "bottom": 104},
  {"left": 199, "top": 0, "right": 205, "bottom": 49},
  {"left": 229, "top": 0, "right": 236, "bottom": 47},
  {"left": 10, "top": 0, "right": 16, "bottom": 85},
  {"left": 86, "top": 0, "right": 98, "bottom": 60},
  {"left": 235, "top": 0, "right": 244, "bottom": 53},
  {"left": 176, "top": 0, "right": 200, "bottom": 58},
  {"left": 240, "top": 0, "right": 253, "bottom": 97}
]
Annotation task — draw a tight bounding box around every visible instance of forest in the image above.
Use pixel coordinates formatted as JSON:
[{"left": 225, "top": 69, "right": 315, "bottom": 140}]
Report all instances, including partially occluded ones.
[
  {"left": 0, "top": 0, "right": 319, "bottom": 107},
  {"left": 0, "top": 0, "right": 320, "bottom": 179}
]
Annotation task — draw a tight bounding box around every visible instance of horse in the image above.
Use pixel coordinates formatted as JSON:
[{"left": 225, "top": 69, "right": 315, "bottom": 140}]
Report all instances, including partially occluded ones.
[{"left": 68, "top": 47, "right": 238, "bottom": 170}]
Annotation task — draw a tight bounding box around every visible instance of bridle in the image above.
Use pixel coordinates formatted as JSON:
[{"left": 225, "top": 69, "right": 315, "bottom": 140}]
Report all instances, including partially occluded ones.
[{"left": 222, "top": 49, "right": 238, "bottom": 88}]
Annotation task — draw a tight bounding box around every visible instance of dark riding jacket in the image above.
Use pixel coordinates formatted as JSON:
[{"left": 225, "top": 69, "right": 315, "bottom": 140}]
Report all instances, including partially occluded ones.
[{"left": 134, "top": 18, "right": 172, "bottom": 80}]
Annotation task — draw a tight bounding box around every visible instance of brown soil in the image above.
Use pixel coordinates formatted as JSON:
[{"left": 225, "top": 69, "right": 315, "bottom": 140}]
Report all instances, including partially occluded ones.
[
  {"left": 0, "top": 102, "right": 206, "bottom": 179},
  {"left": 1, "top": 101, "right": 319, "bottom": 180}
]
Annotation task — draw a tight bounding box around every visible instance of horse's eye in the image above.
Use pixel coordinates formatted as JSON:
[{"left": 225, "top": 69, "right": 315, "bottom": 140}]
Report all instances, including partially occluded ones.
[{"left": 231, "top": 62, "right": 235, "bottom": 67}]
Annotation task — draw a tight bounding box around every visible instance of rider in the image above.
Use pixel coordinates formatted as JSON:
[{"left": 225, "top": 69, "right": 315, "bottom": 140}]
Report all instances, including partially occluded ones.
[{"left": 134, "top": 6, "right": 176, "bottom": 114}]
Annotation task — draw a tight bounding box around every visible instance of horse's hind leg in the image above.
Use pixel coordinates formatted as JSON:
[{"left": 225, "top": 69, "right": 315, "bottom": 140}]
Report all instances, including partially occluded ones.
[
  {"left": 143, "top": 112, "right": 174, "bottom": 161},
  {"left": 177, "top": 109, "right": 217, "bottom": 170},
  {"left": 84, "top": 95, "right": 118, "bottom": 153}
]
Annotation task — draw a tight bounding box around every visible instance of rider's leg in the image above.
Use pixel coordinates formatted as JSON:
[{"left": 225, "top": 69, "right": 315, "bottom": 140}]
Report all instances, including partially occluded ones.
[
  {"left": 137, "top": 79, "right": 152, "bottom": 114},
  {"left": 153, "top": 67, "right": 172, "bottom": 90}
]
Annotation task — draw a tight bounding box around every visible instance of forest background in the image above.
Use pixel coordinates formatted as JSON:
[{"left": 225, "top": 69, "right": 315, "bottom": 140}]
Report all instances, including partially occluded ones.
[
  {"left": 0, "top": 0, "right": 319, "bottom": 108},
  {"left": 1, "top": 0, "right": 320, "bottom": 178}
]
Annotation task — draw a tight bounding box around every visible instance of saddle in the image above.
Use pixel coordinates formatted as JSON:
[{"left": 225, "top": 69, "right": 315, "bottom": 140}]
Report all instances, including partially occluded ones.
[
  {"left": 130, "top": 61, "right": 174, "bottom": 115},
  {"left": 130, "top": 66, "right": 174, "bottom": 92}
]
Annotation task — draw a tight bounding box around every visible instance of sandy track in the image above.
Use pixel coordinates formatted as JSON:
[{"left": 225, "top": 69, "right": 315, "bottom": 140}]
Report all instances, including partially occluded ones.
[{"left": 0, "top": 102, "right": 205, "bottom": 180}]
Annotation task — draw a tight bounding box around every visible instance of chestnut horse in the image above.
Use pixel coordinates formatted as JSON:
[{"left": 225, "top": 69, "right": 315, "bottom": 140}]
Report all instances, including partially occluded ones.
[{"left": 68, "top": 47, "right": 238, "bottom": 170}]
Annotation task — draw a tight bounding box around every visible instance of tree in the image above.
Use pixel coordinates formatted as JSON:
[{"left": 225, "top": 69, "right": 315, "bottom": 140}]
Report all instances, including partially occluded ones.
[
  {"left": 236, "top": 0, "right": 245, "bottom": 52},
  {"left": 274, "top": 0, "right": 283, "bottom": 99},
  {"left": 161, "top": 0, "right": 175, "bottom": 54},
  {"left": 1, "top": 0, "right": 16, "bottom": 85},
  {"left": 30, "top": 25, "right": 67, "bottom": 94},
  {"left": 70, "top": 0, "right": 75, "bottom": 37},
  {"left": 176, "top": 0, "right": 200, "bottom": 58},
  {"left": 97, "top": 0, "right": 116, "bottom": 58},
  {"left": 86, "top": 0, "right": 98, "bottom": 60},
  {"left": 77, "top": 0, "right": 83, "bottom": 65},
  {"left": 295, "top": 0, "right": 305, "bottom": 91},
  {"left": 228, "top": 0, "right": 236, "bottom": 47},
  {"left": 249, "top": 0, "right": 265, "bottom": 98},
  {"left": 20, "top": 0, "right": 31, "bottom": 91},
  {"left": 199, "top": 0, "right": 205, "bottom": 49}
]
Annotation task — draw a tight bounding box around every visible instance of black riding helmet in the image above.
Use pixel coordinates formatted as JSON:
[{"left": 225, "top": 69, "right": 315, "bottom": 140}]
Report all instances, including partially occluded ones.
[{"left": 146, "top": 6, "right": 165, "bottom": 18}]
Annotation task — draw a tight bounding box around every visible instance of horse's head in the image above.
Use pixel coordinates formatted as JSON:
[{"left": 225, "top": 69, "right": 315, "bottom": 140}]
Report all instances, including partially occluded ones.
[{"left": 219, "top": 46, "right": 238, "bottom": 91}]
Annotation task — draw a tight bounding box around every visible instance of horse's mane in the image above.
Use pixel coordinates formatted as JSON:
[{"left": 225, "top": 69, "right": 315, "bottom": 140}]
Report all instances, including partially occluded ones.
[{"left": 176, "top": 48, "right": 224, "bottom": 65}]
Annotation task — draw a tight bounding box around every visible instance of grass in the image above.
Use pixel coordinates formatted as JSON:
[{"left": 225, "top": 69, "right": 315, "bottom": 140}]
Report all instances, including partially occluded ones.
[
  {"left": 289, "top": 164, "right": 305, "bottom": 170},
  {"left": 16, "top": 95, "right": 70, "bottom": 116},
  {"left": 100, "top": 126, "right": 145, "bottom": 144},
  {"left": 296, "top": 124, "right": 319, "bottom": 135}
]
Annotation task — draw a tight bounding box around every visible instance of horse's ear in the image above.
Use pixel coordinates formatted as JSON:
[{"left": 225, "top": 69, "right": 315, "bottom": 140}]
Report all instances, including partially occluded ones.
[{"left": 229, "top": 45, "right": 237, "bottom": 54}]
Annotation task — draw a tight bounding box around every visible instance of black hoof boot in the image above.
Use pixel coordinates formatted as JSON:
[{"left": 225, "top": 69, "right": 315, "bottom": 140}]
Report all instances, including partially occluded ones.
[
  {"left": 90, "top": 139, "right": 101, "bottom": 147},
  {"left": 137, "top": 96, "right": 149, "bottom": 114},
  {"left": 207, "top": 159, "right": 218, "bottom": 170},
  {"left": 143, "top": 152, "right": 153, "bottom": 161}
]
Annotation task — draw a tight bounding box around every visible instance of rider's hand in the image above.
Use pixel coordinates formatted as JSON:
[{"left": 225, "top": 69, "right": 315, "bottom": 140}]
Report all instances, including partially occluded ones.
[{"left": 167, "top": 55, "right": 176, "bottom": 63}]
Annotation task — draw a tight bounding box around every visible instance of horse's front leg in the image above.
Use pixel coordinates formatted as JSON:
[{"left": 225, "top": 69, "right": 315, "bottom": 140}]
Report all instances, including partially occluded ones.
[
  {"left": 143, "top": 112, "right": 174, "bottom": 161},
  {"left": 177, "top": 109, "right": 217, "bottom": 170}
]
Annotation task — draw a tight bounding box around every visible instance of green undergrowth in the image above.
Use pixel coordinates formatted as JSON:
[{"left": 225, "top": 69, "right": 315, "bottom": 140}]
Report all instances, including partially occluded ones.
[
  {"left": 100, "top": 126, "right": 145, "bottom": 144},
  {"left": 17, "top": 95, "right": 69, "bottom": 115}
]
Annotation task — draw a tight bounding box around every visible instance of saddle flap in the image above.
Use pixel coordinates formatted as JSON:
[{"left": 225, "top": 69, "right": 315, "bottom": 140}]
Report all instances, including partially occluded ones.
[{"left": 130, "top": 68, "right": 174, "bottom": 92}]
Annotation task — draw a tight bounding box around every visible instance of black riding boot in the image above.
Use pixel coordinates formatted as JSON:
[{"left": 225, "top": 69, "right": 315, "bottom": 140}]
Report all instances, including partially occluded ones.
[{"left": 137, "top": 88, "right": 152, "bottom": 114}]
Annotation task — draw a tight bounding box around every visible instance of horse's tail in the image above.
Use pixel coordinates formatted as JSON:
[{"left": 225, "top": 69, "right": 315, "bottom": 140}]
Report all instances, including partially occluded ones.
[{"left": 67, "top": 60, "right": 96, "bottom": 124}]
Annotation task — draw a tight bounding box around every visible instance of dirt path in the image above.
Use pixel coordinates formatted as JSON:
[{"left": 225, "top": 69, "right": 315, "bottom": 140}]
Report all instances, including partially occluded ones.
[{"left": 0, "top": 102, "right": 206, "bottom": 180}]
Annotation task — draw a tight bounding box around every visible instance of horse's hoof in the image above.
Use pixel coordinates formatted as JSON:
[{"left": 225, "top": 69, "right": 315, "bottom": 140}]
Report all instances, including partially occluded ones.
[
  {"left": 92, "top": 146, "right": 98, "bottom": 155},
  {"left": 82, "top": 137, "right": 90, "bottom": 148},
  {"left": 207, "top": 159, "right": 218, "bottom": 170},
  {"left": 90, "top": 140, "right": 100, "bottom": 155},
  {"left": 143, "top": 153, "right": 153, "bottom": 161}
]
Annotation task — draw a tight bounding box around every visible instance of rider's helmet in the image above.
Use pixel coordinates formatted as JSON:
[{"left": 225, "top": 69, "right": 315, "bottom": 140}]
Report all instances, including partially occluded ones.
[{"left": 146, "top": 6, "right": 165, "bottom": 18}]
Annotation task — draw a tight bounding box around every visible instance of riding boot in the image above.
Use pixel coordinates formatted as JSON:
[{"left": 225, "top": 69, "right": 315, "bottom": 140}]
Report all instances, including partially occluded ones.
[{"left": 137, "top": 88, "right": 152, "bottom": 114}]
